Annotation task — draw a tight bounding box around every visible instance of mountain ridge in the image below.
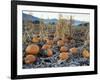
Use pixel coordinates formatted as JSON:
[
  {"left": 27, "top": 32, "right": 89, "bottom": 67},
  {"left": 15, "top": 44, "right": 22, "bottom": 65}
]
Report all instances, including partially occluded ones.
[{"left": 23, "top": 13, "right": 89, "bottom": 26}]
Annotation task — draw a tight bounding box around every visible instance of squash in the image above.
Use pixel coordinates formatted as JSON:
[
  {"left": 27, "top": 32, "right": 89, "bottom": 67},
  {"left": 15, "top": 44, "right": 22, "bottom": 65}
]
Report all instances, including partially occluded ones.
[
  {"left": 41, "top": 44, "right": 52, "bottom": 50},
  {"left": 46, "top": 39, "right": 53, "bottom": 45},
  {"left": 24, "top": 55, "right": 36, "bottom": 64},
  {"left": 62, "top": 37, "right": 70, "bottom": 43},
  {"left": 70, "top": 47, "right": 78, "bottom": 55},
  {"left": 46, "top": 49, "right": 53, "bottom": 57},
  {"left": 26, "top": 44, "right": 39, "bottom": 55},
  {"left": 59, "top": 52, "right": 69, "bottom": 60},
  {"left": 32, "top": 37, "right": 40, "bottom": 43},
  {"left": 43, "top": 49, "right": 53, "bottom": 57},
  {"left": 60, "top": 46, "right": 68, "bottom": 52},
  {"left": 57, "top": 40, "right": 64, "bottom": 47},
  {"left": 82, "top": 49, "right": 90, "bottom": 58}
]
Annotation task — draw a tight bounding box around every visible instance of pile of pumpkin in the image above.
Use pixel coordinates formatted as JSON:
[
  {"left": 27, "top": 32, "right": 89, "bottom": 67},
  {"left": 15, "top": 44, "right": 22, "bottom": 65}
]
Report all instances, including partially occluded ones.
[
  {"left": 24, "top": 36, "right": 53, "bottom": 64},
  {"left": 24, "top": 36, "right": 90, "bottom": 66}
]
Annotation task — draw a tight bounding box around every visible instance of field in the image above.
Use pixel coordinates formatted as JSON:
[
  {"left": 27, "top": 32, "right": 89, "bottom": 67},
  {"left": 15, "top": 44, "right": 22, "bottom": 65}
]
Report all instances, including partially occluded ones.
[{"left": 22, "top": 13, "right": 90, "bottom": 69}]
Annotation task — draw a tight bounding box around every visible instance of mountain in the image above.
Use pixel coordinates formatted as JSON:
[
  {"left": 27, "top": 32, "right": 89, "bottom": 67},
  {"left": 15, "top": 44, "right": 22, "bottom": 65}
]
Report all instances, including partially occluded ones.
[
  {"left": 22, "top": 13, "right": 89, "bottom": 26},
  {"left": 73, "top": 20, "right": 88, "bottom": 26},
  {"left": 22, "top": 13, "right": 39, "bottom": 22},
  {"left": 44, "top": 18, "right": 58, "bottom": 25},
  {"left": 77, "top": 22, "right": 89, "bottom": 27}
]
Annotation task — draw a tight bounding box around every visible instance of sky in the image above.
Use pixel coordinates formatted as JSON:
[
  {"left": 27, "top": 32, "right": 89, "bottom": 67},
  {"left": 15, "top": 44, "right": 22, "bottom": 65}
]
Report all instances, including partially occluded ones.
[{"left": 23, "top": 11, "right": 90, "bottom": 22}]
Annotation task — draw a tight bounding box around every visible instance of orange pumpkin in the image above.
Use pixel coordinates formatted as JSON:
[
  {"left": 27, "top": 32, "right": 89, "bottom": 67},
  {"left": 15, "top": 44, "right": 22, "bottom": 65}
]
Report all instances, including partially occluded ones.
[
  {"left": 59, "top": 52, "right": 69, "bottom": 60},
  {"left": 41, "top": 44, "right": 52, "bottom": 50},
  {"left": 26, "top": 44, "right": 39, "bottom": 55},
  {"left": 46, "top": 39, "right": 53, "bottom": 45},
  {"left": 82, "top": 49, "right": 90, "bottom": 58},
  {"left": 24, "top": 55, "right": 36, "bottom": 64},
  {"left": 32, "top": 37, "right": 40, "bottom": 43},
  {"left": 57, "top": 40, "right": 64, "bottom": 47},
  {"left": 62, "top": 37, "right": 70, "bottom": 43},
  {"left": 46, "top": 49, "right": 53, "bottom": 57},
  {"left": 70, "top": 47, "right": 78, "bottom": 55},
  {"left": 60, "top": 46, "right": 68, "bottom": 52}
]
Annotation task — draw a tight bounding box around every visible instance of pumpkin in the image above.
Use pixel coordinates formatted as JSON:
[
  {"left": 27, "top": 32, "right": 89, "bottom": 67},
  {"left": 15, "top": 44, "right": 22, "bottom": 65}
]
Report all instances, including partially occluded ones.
[
  {"left": 46, "top": 49, "right": 53, "bottom": 57},
  {"left": 41, "top": 44, "right": 52, "bottom": 50},
  {"left": 70, "top": 47, "right": 78, "bottom": 55},
  {"left": 59, "top": 52, "right": 69, "bottom": 60},
  {"left": 26, "top": 44, "right": 39, "bottom": 55},
  {"left": 60, "top": 46, "right": 68, "bottom": 52},
  {"left": 24, "top": 55, "right": 36, "bottom": 64},
  {"left": 32, "top": 37, "right": 40, "bottom": 43},
  {"left": 64, "top": 38, "right": 70, "bottom": 43},
  {"left": 57, "top": 40, "right": 64, "bottom": 47},
  {"left": 82, "top": 49, "right": 90, "bottom": 58},
  {"left": 43, "top": 49, "right": 53, "bottom": 57},
  {"left": 46, "top": 39, "right": 53, "bottom": 45},
  {"left": 62, "top": 37, "right": 70, "bottom": 43}
]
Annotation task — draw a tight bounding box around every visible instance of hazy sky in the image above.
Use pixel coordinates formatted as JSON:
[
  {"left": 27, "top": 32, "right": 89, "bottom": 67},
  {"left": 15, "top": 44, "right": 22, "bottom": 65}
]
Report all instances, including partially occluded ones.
[{"left": 23, "top": 11, "right": 90, "bottom": 22}]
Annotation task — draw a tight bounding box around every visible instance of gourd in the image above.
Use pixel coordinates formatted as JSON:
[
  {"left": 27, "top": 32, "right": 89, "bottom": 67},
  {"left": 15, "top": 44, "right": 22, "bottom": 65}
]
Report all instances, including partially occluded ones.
[
  {"left": 24, "top": 55, "right": 36, "bottom": 64},
  {"left": 57, "top": 40, "right": 64, "bottom": 47},
  {"left": 46, "top": 39, "right": 53, "bottom": 45},
  {"left": 82, "top": 49, "right": 90, "bottom": 58},
  {"left": 32, "top": 37, "right": 40, "bottom": 43},
  {"left": 46, "top": 49, "right": 53, "bottom": 57},
  {"left": 59, "top": 52, "right": 69, "bottom": 60},
  {"left": 70, "top": 47, "right": 78, "bottom": 55},
  {"left": 26, "top": 44, "right": 39, "bottom": 55},
  {"left": 60, "top": 46, "right": 68, "bottom": 52},
  {"left": 41, "top": 44, "right": 52, "bottom": 50},
  {"left": 62, "top": 37, "right": 70, "bottom": 43},
  {"left": 43, "top": 49, "right": 53, "bottom": 57}
]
